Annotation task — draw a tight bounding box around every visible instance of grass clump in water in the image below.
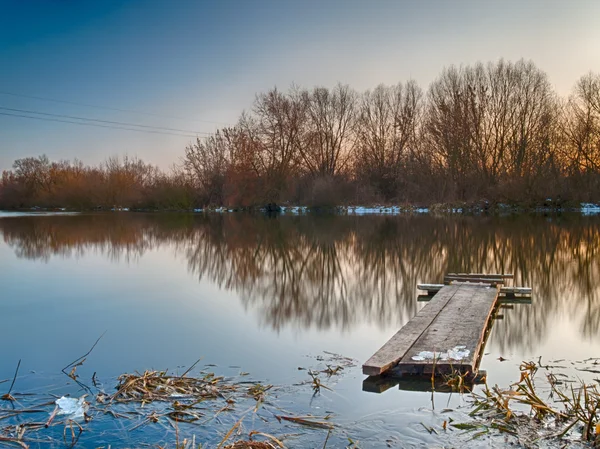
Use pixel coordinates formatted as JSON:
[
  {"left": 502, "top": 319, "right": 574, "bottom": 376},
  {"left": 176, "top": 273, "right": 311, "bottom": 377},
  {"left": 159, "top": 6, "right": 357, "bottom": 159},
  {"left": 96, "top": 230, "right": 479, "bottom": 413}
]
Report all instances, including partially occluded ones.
[{"left": 466, "top": 359, "right": 600, "bottom": 446}]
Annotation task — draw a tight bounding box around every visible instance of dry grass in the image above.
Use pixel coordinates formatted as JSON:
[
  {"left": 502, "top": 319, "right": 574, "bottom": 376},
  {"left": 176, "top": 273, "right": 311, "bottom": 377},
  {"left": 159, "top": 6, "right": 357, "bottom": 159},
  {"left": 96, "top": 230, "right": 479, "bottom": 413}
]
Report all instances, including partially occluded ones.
[
  {"left": 0, "top": 351, "right": 357, "bottom": 449},
  {"left": 110, "top": 370, "right": 238, "bottom": 403},
  {"left": 467, "top": 360, "right": 600, "bottom": 444},
  {"left": 442, "top": 368, "right": 473, "bottom": 394},
  {"left": 224, "top": 442, "right": 277, "bottom": 449}
]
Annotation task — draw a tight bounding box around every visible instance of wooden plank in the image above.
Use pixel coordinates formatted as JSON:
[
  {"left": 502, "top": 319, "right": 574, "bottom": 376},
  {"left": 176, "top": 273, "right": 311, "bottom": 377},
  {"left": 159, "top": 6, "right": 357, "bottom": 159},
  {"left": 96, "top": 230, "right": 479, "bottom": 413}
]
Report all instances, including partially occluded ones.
[
  {"left": 418, "top": 283, "right": 447, "bottom": 295},
  {"left": 418, "top": 284, "right": 531, "bottom": 296},
  {"left": 501, "top": 287, "right": 532, "bottom": 295},
  {"left": 446, "top": 273, "right": 510, "bottom": 279},
  {"left": 418, "top": 294, "right": 532, "bottom": 304},
  {"left": 444, "top": 275, "right": 505, "bottom": 285},
  {"left": 447, "top": 273, "right": 513, "bottom": 279},
  {"left": 362, "top": 285, "right": 462, "bottom": 376},
  {"left": 500, "top": 287, "right": 531, "bottom": 298},
  {"left": 397, "top": 284, "right": 499, "bottom": 375},
  {"left": 498, "top": 297, "right": 532, "bottom": 304}
]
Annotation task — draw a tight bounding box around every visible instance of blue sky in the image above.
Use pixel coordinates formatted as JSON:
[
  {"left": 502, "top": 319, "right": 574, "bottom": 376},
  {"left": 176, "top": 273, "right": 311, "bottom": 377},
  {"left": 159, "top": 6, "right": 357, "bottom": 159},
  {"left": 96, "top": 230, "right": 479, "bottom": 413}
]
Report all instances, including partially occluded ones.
[{"left": 1, "top": 0, "right": 599, "bottom": 171}]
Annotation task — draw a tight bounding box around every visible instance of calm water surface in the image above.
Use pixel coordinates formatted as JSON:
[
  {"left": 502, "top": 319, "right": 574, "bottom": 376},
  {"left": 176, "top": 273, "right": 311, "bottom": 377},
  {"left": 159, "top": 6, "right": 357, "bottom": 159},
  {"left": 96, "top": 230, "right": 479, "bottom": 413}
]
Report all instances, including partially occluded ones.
[{"left": 0, "top": 212, "right": 599, "bottom": 447}]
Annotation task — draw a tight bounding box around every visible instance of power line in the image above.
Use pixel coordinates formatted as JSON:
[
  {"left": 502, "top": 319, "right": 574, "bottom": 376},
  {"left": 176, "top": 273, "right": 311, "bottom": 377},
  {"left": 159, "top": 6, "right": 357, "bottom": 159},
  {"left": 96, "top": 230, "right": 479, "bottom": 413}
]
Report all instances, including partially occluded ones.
[
  {"left": 0, "top": 90, "right": 231, "bottom": 126},
  {"left": 0, "top": 106, "right": 212, "bottom": 135},
  {"left": 0, "top": 111, "right": 202, "bottom": 138}
]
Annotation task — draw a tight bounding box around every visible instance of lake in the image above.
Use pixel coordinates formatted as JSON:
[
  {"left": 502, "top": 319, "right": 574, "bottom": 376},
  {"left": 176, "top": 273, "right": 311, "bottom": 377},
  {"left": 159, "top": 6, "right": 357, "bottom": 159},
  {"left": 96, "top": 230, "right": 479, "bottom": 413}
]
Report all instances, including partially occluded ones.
[{"left": 0, "top": 212, "right": 599, "bottom": 448}]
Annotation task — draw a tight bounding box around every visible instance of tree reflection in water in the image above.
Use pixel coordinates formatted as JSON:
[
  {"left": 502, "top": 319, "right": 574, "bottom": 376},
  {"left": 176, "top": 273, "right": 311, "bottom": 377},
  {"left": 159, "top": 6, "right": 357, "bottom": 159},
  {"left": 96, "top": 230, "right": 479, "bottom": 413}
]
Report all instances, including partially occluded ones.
[{"left": 1, "top": 213, "right": 598, "bottom": 353}]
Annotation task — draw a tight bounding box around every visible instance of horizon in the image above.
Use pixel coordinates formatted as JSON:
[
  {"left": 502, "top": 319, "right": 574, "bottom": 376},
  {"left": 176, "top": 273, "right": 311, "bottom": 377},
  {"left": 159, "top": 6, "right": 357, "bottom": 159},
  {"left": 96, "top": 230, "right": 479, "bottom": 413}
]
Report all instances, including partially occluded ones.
[{"left": 1, "top": 0, "right": 600, "bottom": 171}]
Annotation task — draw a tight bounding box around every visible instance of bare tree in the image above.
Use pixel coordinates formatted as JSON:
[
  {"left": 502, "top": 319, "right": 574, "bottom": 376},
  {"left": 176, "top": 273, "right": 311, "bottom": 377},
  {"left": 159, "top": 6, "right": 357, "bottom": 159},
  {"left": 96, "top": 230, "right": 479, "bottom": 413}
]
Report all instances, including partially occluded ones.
[
  {"left": 12, "top": 155, "right": 53, "bottom": 201},
  {"left": 251, "top": 87, "right": 307, "bottom": 202},
  {"left": 300, "top": 83, "right": 357, "bottom": 177},
  {"left": 562, "top": 73, "right": 600, "bottom": 175},
  {"left": 425, "top": 60, "right": 558, "bottom": 200},
  {"left": 184, "top": 131, "right": 232, "bottom": 205},
  {"left": 425, "top": 65, "right": 476, "bottom": 198},
  {"left": 103, "top": 155, "right": 155, "bottom": 207},
  {"left": 355, "top": 81, "right": 422, "bottom": 199}
]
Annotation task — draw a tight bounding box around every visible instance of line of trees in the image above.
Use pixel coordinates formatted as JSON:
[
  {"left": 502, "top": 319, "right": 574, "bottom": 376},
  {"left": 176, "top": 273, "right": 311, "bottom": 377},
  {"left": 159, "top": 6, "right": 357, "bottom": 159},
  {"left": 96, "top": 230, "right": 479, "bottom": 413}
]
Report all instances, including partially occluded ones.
[
  {"left": 0, "top": 154, "right": 196, "bottom": 210},
  {"left": 1, "top": 59, "right": 600, "bottom": 210}
]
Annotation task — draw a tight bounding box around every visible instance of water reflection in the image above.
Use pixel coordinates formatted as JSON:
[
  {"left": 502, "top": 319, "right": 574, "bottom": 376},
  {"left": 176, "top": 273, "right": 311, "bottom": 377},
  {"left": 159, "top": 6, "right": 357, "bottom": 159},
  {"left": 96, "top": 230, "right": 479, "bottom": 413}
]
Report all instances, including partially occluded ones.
[{"left": 1, "top": 213, "right": 599, "bottom": 352}]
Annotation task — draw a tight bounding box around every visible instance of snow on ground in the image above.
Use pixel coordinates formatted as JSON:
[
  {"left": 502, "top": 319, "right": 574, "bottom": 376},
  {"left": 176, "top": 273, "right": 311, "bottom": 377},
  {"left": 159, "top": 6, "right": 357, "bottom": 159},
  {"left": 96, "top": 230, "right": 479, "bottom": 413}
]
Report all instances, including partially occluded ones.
[
  {"left": 580, "top": 203, "right": 600, "bottom": 215},
  {"left": 0, "top": 211, "right": 79, "bottom": 218},
  {"left": 345, "top": 206, "right": 429, "bottom": 215},
  {"left": 279, "top": 206, "right": 308, "bottom": 214}
]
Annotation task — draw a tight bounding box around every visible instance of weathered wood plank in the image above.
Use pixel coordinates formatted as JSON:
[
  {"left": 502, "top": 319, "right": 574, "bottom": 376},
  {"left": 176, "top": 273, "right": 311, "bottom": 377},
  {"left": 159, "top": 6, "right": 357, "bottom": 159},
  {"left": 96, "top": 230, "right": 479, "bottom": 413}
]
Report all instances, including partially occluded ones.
[
  {"left": 418, "top": 284, "right": 531, "bottom": 296},
  {"left": 362, "top": 285, "right": 461, "bottom": 376},
  {"left": 502, "top": 287, "right": 531, "bottom": 295},
  {"left": 447, "top": 273, "right": 513, "bottom": 279},
  {"left": 444, "top": 275, "right": 505, "bottom": 284},
  {"left": 397, "top": 284, "right": 499, "bottom": 375},
  {"left": 499, "top": 297, "right": 532, "bottom": 304},
  {"left": 418, "top": 294, "right": 532, "bottom": 304}
]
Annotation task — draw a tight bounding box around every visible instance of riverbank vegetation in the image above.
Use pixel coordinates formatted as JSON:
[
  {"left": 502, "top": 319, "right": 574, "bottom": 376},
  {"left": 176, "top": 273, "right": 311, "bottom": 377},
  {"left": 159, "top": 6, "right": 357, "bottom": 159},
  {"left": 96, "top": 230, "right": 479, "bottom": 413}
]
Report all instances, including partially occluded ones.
[
  {"left": 463, "top": 359, "right": 600, "bottom": 446},
  {"left": 1, "top": 60, "right": 600, "bottom": 210},
  {"left": 0, "top": 352, "right": 356, "bottom": 448},
  {"left": 2, "top": 351, "right": 599, "bottom": 447}
]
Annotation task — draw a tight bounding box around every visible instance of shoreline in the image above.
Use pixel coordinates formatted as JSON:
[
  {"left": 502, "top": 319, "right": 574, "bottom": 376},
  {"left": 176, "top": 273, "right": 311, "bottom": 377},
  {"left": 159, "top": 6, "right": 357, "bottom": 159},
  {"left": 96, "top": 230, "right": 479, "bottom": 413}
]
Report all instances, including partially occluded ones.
[{"left": 1, "top": 201, "right": 600, "bottom": 217}]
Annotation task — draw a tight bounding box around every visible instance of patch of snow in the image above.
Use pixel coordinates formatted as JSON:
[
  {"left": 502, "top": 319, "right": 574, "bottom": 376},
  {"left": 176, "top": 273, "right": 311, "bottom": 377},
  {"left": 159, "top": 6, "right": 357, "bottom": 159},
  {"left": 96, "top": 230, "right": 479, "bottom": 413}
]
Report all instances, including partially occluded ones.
[
  {"left": 280, "top": 206, "right": 307, "bottom": 215},
  {"left": 55, "top": 396, "right": 88, "bottom": 419},
  {"left": 581, "top": 203, "right": 600, "bottom": 216},
  {"left": 0, "top": 211, "right": 79, "bottom": 218},
  {"left": 411, "top": 345, "right": 470, "bottom": 362},
  {"left": 347, "top": 205, "right": 430, "bottom": 215},
  {"left": 349, "top": 206, "right": 401, "bottom": 215}
]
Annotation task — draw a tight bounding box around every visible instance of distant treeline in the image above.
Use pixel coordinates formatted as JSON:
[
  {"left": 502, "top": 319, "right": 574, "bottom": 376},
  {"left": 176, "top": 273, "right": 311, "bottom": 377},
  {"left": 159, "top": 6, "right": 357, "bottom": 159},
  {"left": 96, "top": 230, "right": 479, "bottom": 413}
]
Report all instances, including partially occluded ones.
[{"left": 1, "top": 59, "right": 600, "bottom": 210}]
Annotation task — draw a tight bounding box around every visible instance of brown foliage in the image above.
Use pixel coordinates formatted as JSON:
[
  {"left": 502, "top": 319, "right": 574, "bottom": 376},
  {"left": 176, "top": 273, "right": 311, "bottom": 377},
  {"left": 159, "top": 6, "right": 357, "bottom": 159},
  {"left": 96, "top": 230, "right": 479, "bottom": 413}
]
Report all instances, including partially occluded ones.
[{"left": 2, "top": 61, "right": 600, "bottom": 209}]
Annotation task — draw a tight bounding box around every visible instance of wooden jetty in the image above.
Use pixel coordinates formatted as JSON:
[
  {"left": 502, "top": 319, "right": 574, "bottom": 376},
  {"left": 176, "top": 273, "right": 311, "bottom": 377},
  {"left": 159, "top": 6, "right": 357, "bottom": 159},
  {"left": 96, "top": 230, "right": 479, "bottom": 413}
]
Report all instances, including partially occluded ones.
[{"left": 362, "top": 273, "right": 531, "bottom": 377}]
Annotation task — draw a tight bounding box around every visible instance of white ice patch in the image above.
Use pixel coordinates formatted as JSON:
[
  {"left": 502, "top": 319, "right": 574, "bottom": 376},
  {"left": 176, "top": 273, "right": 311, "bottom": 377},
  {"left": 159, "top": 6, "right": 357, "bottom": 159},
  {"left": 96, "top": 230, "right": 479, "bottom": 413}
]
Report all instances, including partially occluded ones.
[
  {"left": 581, "top": 203, "right": 600, "bottom": 216},
  {"left": 411, "top": 345, "right": 470, "bottom": 362},
  {"left": 280, "top": 206, "right": 307, "bottom": 215},
  {"left": 0, "top": 211, "right": 79, "bottom": 218},
  {"left": 347, "top": 206, "right": 402, "bottom": 215},
  {"left": 55, "top": 396, "right": 88, "bottom": 419}
]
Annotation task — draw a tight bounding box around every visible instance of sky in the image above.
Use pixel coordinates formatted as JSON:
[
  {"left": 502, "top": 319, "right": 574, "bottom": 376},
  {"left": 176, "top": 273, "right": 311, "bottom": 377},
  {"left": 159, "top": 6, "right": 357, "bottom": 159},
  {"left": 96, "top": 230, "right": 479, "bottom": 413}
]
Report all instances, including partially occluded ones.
[{"left": 1, "top": 0, "right": 599, "bottom": 171}]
